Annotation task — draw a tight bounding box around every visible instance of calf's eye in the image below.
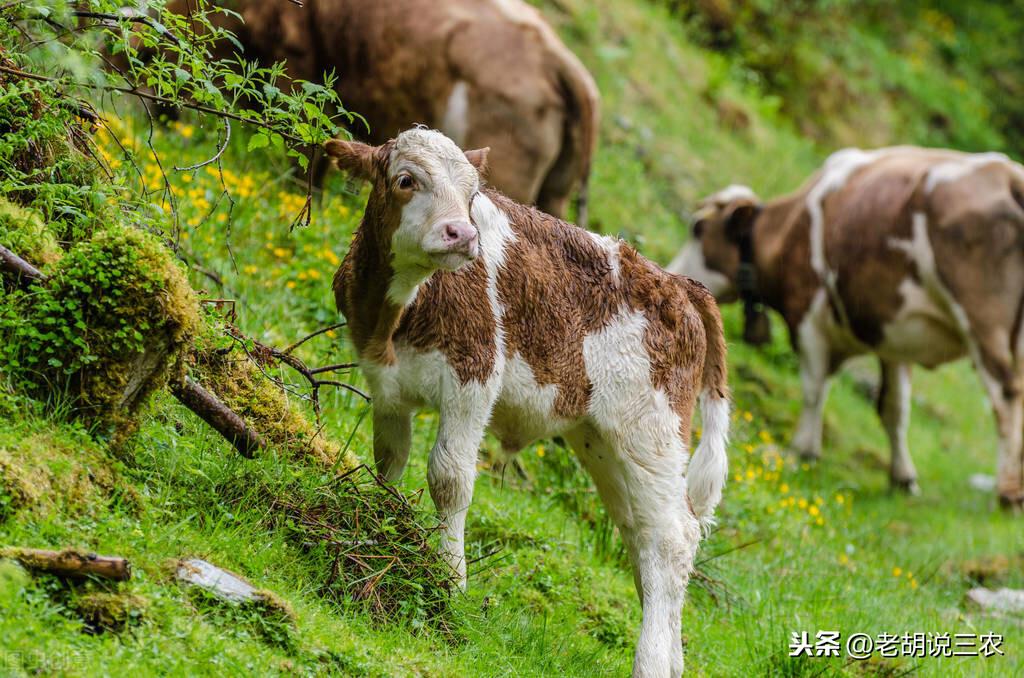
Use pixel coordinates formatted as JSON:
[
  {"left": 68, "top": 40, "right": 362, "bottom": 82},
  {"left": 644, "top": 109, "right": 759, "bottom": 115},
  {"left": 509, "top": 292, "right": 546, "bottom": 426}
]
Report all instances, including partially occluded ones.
[{"left": 397, "top": 174, "right": 415, "bottom": 191}]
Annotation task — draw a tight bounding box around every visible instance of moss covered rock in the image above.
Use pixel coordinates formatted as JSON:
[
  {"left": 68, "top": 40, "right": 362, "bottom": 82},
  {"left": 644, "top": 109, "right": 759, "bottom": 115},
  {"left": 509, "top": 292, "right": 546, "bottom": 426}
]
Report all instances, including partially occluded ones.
[
  {"left": 1, "top": 223, "right": 200, "bottom": 437},
  {"left": 0, "top": 427, "right": 119, "bottom": 522}
]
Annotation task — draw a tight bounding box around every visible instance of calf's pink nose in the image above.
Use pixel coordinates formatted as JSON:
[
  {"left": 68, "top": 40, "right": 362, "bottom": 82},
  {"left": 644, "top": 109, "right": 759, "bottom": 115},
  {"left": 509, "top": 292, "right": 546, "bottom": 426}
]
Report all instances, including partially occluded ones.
[{"left": 441, "top": 220, "right": 478, "bottom": 254}]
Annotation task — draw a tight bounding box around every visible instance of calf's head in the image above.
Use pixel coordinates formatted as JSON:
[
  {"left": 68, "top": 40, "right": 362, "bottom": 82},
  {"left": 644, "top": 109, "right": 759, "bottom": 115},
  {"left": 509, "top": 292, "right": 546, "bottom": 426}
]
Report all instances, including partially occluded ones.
[
  {"left": 325, "top": 129, "right": 489, "bottom": 300},
  {"left": 674, "top": 185, "right": 771, "bottom": 344}
]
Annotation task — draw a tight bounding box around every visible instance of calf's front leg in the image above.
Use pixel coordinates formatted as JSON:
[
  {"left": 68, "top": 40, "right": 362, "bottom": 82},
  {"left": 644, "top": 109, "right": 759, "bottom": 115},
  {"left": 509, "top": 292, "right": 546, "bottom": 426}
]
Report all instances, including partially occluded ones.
[
  {"left": 428, "top": 396, "right": 490, "bottom": 588},
  {"left": 373, "top": 408, "right": 412, "bottom": 482}
]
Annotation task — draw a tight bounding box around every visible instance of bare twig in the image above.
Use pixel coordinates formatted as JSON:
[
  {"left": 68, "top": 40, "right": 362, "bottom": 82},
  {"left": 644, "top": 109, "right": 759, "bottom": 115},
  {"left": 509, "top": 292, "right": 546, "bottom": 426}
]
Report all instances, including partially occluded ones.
[
  {"left": 66, "top": 9, "right": 183, "bottom": 47},
  {"left": 174, "top": 117, "right": 230, "bottom": 171},
  {"left": 283, "top": 321, "right": 346, "bottom": 355},
  {"left": 0, "top": 243, "right": 44, "bottom": 283},
  {"left": 225, "top": 324, "right": 370, "bottom": 425}
]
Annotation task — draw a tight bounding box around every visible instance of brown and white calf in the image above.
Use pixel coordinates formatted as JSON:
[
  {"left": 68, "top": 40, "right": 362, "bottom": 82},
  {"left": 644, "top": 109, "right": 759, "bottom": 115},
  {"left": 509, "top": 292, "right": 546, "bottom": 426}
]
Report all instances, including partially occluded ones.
[
  {"left": 670, "top": 146, "right": 1024, "bottom": 504},
  {"left": 326, "top": 128, "right": 729, "bottom": 676}
]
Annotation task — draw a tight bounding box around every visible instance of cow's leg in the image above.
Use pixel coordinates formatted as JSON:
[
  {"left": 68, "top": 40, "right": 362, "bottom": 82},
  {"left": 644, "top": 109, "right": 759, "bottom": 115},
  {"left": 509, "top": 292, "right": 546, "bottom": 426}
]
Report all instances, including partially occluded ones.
[
  {"left": 792, "top": 310, "right": 832, "bottom": 460},
  {"left": 567, "top": 424, "right": 697, "bottom": 678},
  {"left": 972, "top": 358, "right": 1024, "bottom": 507},
  {"left": 878, "top": 360, "right": 919, "bottom": 494},
  {"left": 428, "top": 392, "right": 492, "bottom": 588},
  {"left": 372, "top": 407, "right": 412, "bottom": 482}
]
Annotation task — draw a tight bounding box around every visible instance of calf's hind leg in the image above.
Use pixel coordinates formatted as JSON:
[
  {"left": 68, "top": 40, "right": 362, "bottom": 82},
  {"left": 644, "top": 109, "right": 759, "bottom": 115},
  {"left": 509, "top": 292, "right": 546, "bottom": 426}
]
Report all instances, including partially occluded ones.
[{"left": 566, "top": 425, "right": 699, "bottom": 678}]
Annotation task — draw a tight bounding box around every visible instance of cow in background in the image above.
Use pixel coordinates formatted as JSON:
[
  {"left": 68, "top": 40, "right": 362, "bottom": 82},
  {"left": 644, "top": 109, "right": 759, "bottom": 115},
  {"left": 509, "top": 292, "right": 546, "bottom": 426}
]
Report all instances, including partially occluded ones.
[
  {"left": 166, "top": 0, "right": 600, "bottom": 226},
  {"left": 671, "top": 146, "right": 1024, "bottom": 506}
]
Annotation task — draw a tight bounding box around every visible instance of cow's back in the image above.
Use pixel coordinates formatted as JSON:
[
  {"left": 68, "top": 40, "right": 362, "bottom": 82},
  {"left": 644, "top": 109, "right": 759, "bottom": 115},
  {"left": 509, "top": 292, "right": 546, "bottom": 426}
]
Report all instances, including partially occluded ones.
[
  {"left": 770, "top": 146, "right": 1024, "bottom": 365},
  {"left": 312, "top": 0, "right": 565, "bottom": 143}
]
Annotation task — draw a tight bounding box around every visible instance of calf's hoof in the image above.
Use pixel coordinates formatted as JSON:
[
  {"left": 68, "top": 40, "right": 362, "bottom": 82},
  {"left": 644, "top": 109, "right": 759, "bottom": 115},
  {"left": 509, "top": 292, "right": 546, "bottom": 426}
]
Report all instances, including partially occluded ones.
[{"left": 890, "top": 477, "right": 920, "bottom": 496}]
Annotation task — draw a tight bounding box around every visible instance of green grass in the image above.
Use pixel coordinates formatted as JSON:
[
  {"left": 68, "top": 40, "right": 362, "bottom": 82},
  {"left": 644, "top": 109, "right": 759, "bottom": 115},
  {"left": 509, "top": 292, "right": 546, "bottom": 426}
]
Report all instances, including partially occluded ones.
[{"left": 2, "top": 0, "right": 1023, "bottom": 676}]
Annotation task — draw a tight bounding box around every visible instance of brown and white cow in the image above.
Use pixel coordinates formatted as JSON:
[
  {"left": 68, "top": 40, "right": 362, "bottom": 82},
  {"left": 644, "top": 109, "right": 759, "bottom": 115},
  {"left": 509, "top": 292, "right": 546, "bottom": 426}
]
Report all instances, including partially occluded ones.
[
  {"left": 167, "top": 0, "right": 600, "bottom": 226},
  {"left": 670, "top": 146, "right": 1024, "bottom": 505},
  {"left": 326, "top": 128, "right": 729, "bottom": 676}
]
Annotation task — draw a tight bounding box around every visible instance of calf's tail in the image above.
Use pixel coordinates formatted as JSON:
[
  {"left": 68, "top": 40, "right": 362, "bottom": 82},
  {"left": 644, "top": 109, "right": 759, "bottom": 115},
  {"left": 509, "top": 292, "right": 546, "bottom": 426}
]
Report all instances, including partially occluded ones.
[{"left": 686, "top": 283, "right": 730, "bottom": 535}]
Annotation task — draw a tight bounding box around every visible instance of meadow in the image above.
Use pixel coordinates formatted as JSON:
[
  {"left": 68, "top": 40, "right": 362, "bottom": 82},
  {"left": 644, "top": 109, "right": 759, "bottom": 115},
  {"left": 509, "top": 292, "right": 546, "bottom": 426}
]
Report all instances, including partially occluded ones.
[{"left": 1, "top": 0, "right": 1023, "bottom": 676}]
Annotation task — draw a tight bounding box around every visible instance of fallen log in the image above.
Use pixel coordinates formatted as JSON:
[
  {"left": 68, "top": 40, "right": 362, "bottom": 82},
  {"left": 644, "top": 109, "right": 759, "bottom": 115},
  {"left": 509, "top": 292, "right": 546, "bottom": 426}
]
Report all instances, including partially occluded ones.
[
  {"left": 1, "top": 547, "right": 131, "bottom": 581},
  {"left": 0, "top": 244, "right": 263, "bottom": 458}
]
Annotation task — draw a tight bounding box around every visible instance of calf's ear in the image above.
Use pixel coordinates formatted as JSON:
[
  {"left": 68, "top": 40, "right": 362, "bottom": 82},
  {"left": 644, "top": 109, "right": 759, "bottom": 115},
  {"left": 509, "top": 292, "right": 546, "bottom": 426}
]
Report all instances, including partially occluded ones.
[
  {"left": 464, "top": 147, "right": 490, "bottom": 176},
  {"left": 324, "top": 139, "right": 377, "bottom": 180}
]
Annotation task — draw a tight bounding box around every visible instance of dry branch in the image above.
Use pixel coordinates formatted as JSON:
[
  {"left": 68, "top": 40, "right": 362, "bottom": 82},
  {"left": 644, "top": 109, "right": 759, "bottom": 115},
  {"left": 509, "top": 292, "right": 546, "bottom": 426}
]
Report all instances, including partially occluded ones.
[
  {"left": 0, "top": 243, "right": 43, "bottom": 283},
  {"left": 224, "top": 323, "right": 368, "bottom": 424},
  {"left": 170, "top": 376, "right": 262, "bottom": 458},
  {"left": 2, "top": 547, "right": 131, "bottom": 581}
]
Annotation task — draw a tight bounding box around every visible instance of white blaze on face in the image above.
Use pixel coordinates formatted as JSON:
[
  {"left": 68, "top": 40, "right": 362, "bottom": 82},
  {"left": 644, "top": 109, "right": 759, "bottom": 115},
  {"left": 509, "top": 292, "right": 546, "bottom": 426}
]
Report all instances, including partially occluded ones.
[
  {"left": 386, "top": 129, "right": 481, "bottom": 305},
  {"left": 709, "top": 184, "right": 758, "bottom": 205}
]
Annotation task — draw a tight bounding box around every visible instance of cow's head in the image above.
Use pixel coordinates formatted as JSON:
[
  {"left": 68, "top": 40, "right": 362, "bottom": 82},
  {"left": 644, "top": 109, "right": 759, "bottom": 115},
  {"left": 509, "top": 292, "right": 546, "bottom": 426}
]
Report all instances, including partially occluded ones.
[
  {"left": 672, "top": 185, "right": 771, "bottom": 344},
  {"left": 325, "top": 129, "right": 489, "bottom": 302}
]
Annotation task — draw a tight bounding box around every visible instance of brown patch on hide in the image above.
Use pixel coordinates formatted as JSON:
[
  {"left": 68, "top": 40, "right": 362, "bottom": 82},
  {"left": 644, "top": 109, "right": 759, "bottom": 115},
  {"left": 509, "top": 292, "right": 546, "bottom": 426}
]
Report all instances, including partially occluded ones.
[
  {"left": 619, "top": 245, "right": 706, "bottom": 443},
  {"left": 397, "top": 261, "right": 498, "bottom": 383},
  {"left": 489, "top": 191, "right": 616, "bottom": 417}
]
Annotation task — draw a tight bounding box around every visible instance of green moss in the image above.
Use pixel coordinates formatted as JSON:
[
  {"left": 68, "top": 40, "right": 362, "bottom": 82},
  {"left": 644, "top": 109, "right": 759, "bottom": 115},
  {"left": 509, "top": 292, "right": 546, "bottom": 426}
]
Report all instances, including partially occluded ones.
[
  {"left": 2, "top": 223, "right": 200, "bottom": 437},
  {"left": 72, "top": 591, "right": 149, "bottom": 633},
  {"left": 191, "top": 324, "right": 356, "bottom": 468},
  {"left": 0, "top": 77, "right": 112, "bottom": 241},
  {"left": 0, "top": 199, "right": 61, "bottom": 269},
  {"left": 0, "top": 429, "right": 118, "bottom": 521}
]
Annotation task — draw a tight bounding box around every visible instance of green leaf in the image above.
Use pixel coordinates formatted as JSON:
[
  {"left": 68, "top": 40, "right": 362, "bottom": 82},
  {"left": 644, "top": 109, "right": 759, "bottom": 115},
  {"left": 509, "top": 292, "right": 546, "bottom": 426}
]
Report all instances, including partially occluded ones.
[{"left": 247, "top": 132, "right": 270, "bottom": 152}]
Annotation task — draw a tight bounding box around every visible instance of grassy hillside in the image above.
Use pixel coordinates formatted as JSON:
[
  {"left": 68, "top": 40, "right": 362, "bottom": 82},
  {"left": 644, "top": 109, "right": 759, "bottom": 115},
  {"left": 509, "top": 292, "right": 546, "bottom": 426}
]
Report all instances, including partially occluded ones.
[{"left": 2, "top": 1, "right": 1023, "bottom": 676}]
